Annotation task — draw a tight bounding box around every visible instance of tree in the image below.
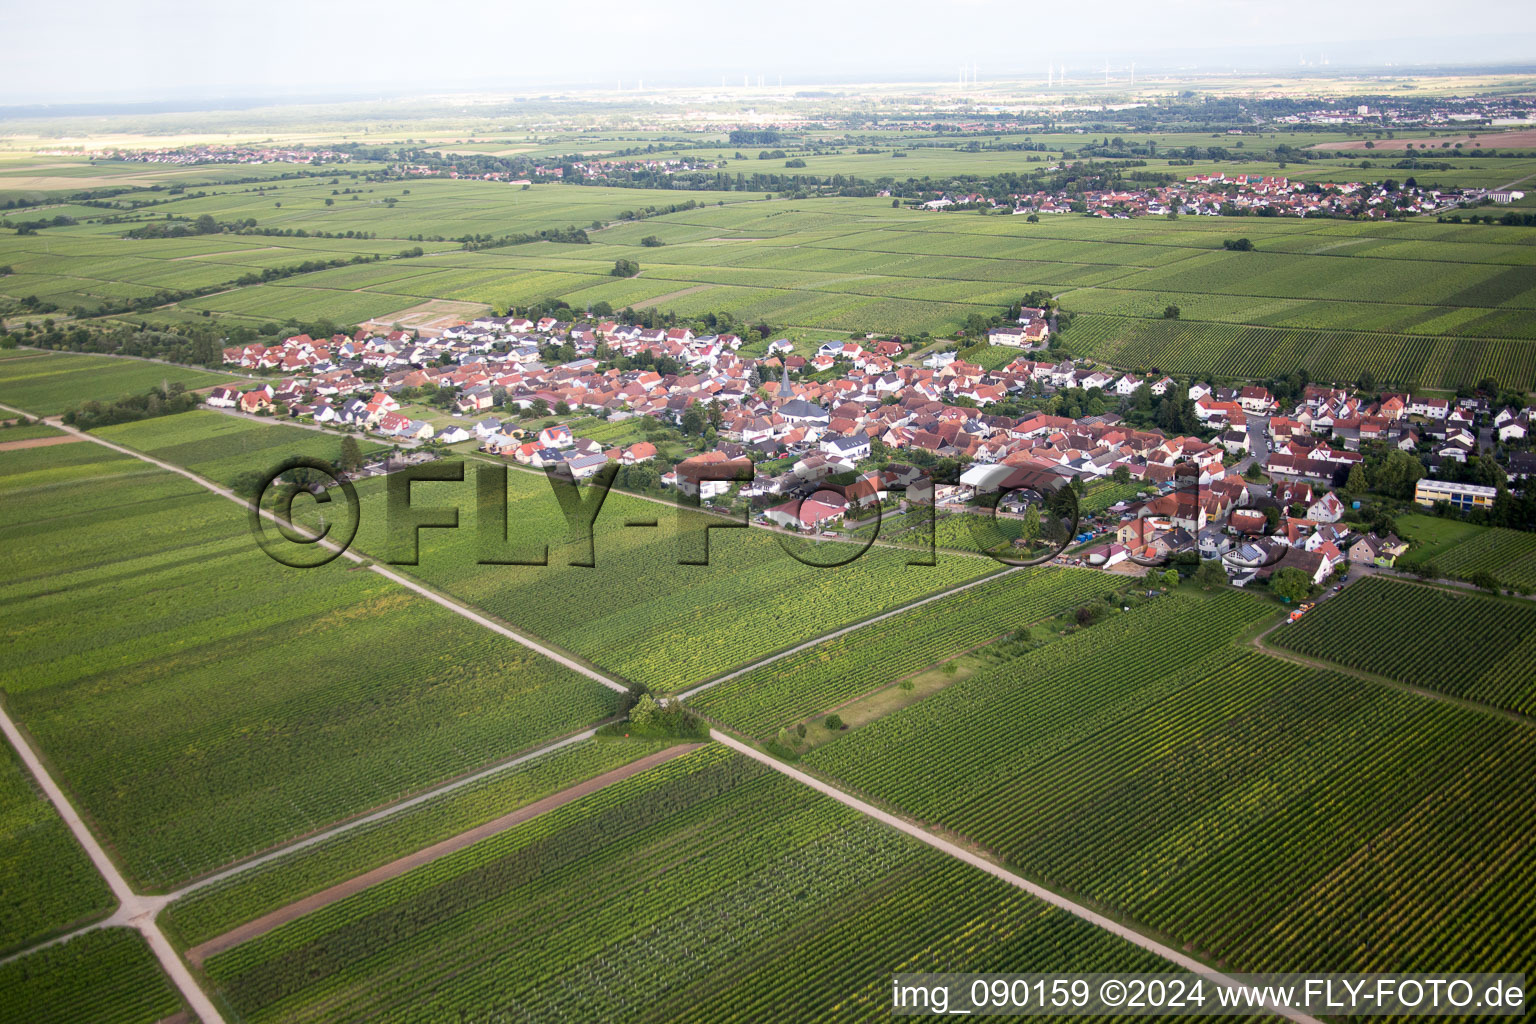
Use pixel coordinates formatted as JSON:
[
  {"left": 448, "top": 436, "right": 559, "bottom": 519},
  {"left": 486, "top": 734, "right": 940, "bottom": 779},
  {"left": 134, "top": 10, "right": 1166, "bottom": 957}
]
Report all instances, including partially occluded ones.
[
  {"left": 680, "top": 406, "right": 705, "bottom": 436},
  {"left": 338, "top": 435, "right": 363, "bottom": 473},
  {"left": 611, "top": 259, "right": 640, "bottom": 278},
  {"left": 1356, "top": 371, "right": 1377, "bottom": 393},
  {"left": 1346, "top": 463, "right": 1369, "bottom": 493},
  {"left": 1373, "top": 449, "right": 1424, "bottom": 500},
  {"left": 1160, "top": 569, "right": 1180, "bottom": 590},
  {"left": 1263, "top": 505, "right": 1281, "bottom": 533},
  {"left": 640, "top": 235, "right": 664, "bottom": 247},
  {"left": 1197, "top": 559, "right": 1227, "bottom": 589},
  {"left": 1271, "top": 566, "right": 1313, "bottom": 603},
  {"left": 628, "top": 694, "right": 661, "bottom": 729},
  {"left": 1163, "top": 304, "right": 1180, "bottom": 320},
  {"left": 1470, "top": 570, "right": 1500, "bottom": 592},
  {"left": 823, "top": 714, "right": 844, "bottom": 731},
  {"left": 1112, "top": 464, "right": 1131, "bottom": 485},
  {"left": 231, "top": 470, "right": 269, "bottom": 499}
]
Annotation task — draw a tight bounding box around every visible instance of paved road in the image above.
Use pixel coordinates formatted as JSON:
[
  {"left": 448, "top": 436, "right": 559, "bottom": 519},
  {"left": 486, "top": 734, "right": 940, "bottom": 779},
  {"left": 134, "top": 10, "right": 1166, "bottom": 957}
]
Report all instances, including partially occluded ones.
[
  {"left": 0, "top": 708, "right": 226, "bottom": 1024},
  {"left": 712, "top": 730, "right": 1322, "bottom": 1024}
]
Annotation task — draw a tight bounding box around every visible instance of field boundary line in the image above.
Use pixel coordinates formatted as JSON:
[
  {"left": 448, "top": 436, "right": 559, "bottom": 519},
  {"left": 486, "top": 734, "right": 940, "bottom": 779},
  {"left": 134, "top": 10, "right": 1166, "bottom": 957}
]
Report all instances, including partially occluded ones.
[
  {"left": 711, "top": 729, "right": 1321, "bottom": 1024},
  {"left": 165, "top": 724, "right": 613, "bottom": 900},
  {"left": 1250, "top": 608, "right": 1536, "bottom": 728},
  {"left": 676, "top": 565, "right": 1024, "bottom": 701},
  {"left": 183, "top": 742, "right": 702, "bottom": 967},
  {"left": 0, "top": 706, "right": 226, "bottom": 1024},
  {"left": 0, "top": 400, "right": 629, "bottom": 697}
]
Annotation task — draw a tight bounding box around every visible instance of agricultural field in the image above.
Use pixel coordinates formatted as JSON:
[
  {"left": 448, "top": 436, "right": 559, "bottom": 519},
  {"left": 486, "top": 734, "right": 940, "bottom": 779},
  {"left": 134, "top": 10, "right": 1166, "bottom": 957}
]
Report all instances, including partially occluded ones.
[
  {"left": 5, "top": 98, "right": 1536, "bottom": 1019},
  {"left": 0, "top": 441, "right": 622, "bottom": 889},
  {"left": 337, "top": 457, "right": 1001, "bottom": 691},
  {"left": 0, "top": 929, "right": 183, "bottom": 1024},
  {"left": 0, "top": 349, "right": 240, "bottom": 416},
  {"left": 1394, "top": 511, "right": 1489, "bottom": 566},
  {"left": 0, "top": 176, "right": 747, "bottom": 321},
  {"left": 161, "top": 736, "right": 680, "bottom": 950},
  {"left": 687, "top": 566, "right": 1116, "bottom": 737},
  {"left": 1396, "top": 515, "right": 1536, "bottom": 591},
  {"left": 806, "top": 597, "right": 1536, "bottom": 976},
  {"left": 75, "top": 417, "right": 1003, "bottom": 691},
  {"left": 94, "top": 409, "right": 388, "bottom": 488},
  {"left": 197, "top": 744, "right": 1190, "bottom": 1024},
  {"left": 804, "top": 590, "right": 1275, "bottom": 820},
  {"left": 8, "top": 164, "right": 1536, "bottom": 387},
  {"left": 0, "top": 420, "right": 65, "bottom": 443},
  {"left": 0, "top": 739, "right": 114, "bottom": 955},
  {"left": 1064, "top": 314, "right": 1536, "bottom": 391},
  {"left": 1269, "top": 576, "right": 1536, "bottom": 714}
]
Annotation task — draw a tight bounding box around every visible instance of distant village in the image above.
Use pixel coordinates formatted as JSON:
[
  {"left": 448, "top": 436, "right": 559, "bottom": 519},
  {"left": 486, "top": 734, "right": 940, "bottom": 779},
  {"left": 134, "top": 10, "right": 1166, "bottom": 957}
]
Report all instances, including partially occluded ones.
[
  {"left": 214, "top": 303, "right": 1526, "bottom": 589},
  {"left": 83, "top": 146, "right": 353, "bottom": 166},
  {"left": 914, "top": 173, "right": 1519, "bottom": 219}
]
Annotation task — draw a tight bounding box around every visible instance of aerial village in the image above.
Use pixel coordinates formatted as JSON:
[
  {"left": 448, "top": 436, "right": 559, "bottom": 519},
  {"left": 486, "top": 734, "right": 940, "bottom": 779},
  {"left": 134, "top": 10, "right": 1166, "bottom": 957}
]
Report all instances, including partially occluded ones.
[
  {"left": 916, "top": 173, "right": 1520, "bottom": 218},
  {"left": 214, "top": 302, "right": 1524, "bottom": 588}
]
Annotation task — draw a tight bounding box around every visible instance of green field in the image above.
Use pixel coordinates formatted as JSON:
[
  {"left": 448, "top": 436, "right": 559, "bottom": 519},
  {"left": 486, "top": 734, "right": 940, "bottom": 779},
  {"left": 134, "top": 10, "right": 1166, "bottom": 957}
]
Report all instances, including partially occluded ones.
[
  {"left": 1397, "top": 514, "right": 1536, "bottom": 590},
  {"left": 0, "top": 740, "right": 113, "bottom": 955},
  {"left": 688, "top": 566, "right": 1115, "bottom": 737},
  {"left": 1395, "top": 512, "right": 1488, "bottom": 565},
  {"left": 0, "top": 441, "right": 621, "bottom": 889},
  {"left": 161, "top": 736, "right": 679, "bottom": 949},
  {"left": 9, "top": 167, "right": 1536, "bottom": 387},
  {"left": 94, "top": 409, "right": 387, "bottom": 487},
  {"left": 198, "top": 744, "right": 1191, "bottom": 1024},
  {"left": 0, "top": 420, "right": 63, "bottom": 442},
  {"left": 340, "top": 460, "right": 998, "bottom": 691},
  {"left": 86, "top": 416, "right": 1003, "bottom": 692},
  {"left": 805, "top": 595, "right": 1536, "bottom": 974},
  {"left": 1270, "top": 576, "right": 1536, "bottom": 714},
  {"left": 0, "top": 178, "right": 751, "bottom": 320},
  {"left": 0, "top": 928, "right": 182, "bottom": 1024},
  {"left": 0, "top": 350, "right": 240, "bottom": 416}
]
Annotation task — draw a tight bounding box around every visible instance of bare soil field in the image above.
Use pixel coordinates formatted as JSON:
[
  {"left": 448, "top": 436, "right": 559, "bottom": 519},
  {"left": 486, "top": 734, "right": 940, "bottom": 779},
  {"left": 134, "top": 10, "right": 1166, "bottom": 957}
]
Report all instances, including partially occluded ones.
[
  {"left": 0, "top": 434, "right": 81, "bottom": 451},
  {"left": 365, "top": 299, "right": 492, "bottom": 333}
]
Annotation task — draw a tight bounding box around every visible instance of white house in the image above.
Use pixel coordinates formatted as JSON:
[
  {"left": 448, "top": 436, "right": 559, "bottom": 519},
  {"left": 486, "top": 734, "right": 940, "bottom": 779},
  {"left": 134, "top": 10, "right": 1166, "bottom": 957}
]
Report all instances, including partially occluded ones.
[
  {"left": 764, "top": 494, "right": 847, "bottom": 531},
  {"left": 1307, "top": 492, "right": 1346, "bottom": 524}
]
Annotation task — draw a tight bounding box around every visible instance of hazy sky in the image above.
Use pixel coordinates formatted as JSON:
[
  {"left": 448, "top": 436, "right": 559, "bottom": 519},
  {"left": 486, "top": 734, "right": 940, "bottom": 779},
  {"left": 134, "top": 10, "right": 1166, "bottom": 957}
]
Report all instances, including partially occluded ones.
[{"left": 3, "top": 0, "right": 1535, "bottom": 103}]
